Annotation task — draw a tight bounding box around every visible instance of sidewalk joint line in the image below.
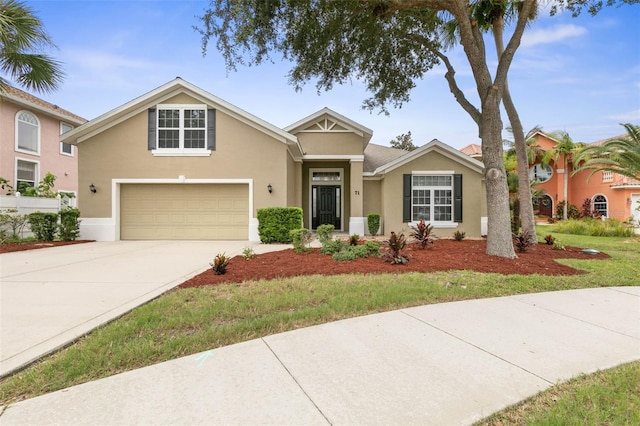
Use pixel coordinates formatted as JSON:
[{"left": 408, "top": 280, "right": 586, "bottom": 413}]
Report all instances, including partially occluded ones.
[
  {"left": 261, "top": 338, "right": 333, "bottom": 425},
  {"left": 399, "top": 310, "right": 555, "bottom": 385}
]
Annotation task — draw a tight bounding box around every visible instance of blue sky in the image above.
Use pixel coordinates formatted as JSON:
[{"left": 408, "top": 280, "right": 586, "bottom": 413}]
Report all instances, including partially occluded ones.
[{"left": 13, "top": 0, "right": 640, "bottom": 149}]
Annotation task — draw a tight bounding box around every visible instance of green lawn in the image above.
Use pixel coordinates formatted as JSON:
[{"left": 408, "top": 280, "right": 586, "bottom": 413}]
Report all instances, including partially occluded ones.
[{"left": 1, "top": 229, "right": 638, "bottom": 423}]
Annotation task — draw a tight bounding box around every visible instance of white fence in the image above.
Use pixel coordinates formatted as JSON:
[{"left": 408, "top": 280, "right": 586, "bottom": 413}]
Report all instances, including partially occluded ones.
[{"left": 0, "top": 193, "right": 63, "bottom": 215}]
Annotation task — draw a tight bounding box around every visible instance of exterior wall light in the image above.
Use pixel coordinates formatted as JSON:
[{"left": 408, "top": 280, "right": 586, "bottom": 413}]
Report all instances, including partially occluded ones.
[
  {"left": 89, "top": 183, "right": 97, "bottom": 193},
  {"left": 267, "top": 183, "right": 273, "bottom": 194}
]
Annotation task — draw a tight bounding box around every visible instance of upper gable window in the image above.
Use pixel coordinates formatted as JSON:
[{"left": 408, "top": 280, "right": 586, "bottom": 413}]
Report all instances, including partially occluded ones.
[
  {"left": 60, "top": 122, "right": 74, "bottom": 156},
  {"left": 150, "top": 105, "right": 213, "bottom": 156},
  {"left": 16, "top": 111, "right": 40, "bottom": 155}
]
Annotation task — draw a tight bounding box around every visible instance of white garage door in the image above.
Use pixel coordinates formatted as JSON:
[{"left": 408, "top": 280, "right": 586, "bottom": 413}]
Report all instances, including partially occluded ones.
[{"left": 120, "top": 184, "right": 249, "bottom": 240}]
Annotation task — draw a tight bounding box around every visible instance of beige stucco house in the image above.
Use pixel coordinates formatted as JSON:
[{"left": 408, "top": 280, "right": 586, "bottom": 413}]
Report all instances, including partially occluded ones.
[
  {"left": 61, "top": 78, "right": 487, "bottom": 241},
  {"left": 1, "top": 86, "right": 86, "bottom": 200}
]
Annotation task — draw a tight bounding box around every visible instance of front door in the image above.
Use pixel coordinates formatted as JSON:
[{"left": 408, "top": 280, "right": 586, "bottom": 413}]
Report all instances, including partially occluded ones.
[
  {"left": 533, "top": 194, "right": 553, "bottom": 218},
  {"left": 312, "top": 185, "right": 341, "bottom": 229}
]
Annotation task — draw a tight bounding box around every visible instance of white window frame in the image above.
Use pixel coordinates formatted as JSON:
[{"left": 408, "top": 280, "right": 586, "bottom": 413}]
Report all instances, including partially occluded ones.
[
  {"left": 592, "top": 194, "right": 608, "bottom": 217},
  {"left": 15, "top": 157, "right": 39, "bottom": 191},
  {"left": 529, "top": 164, "right": 553, "bottom": 183},
  {"left": 60, "top": 122, "right": 74, "bottom": 156},
  {"left": 152, "top": 104, "right": 210, "bottom": 157},
  {"left": 411, "top": 173, "right": 455, "bottom": 224},
  {"left": 15, "top": 110, "right": 41, "bottom": 156}
]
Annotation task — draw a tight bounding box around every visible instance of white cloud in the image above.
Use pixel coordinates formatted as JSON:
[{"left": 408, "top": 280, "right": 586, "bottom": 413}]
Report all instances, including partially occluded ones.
[
  {"left": 607, "top": 110, "right": 640, "bottom": 122},
  {"left": 521, "top": 24, "right": 587, "bottom": 48}
]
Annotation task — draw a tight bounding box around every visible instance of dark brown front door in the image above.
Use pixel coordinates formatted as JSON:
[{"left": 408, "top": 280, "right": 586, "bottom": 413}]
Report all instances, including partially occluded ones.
[{"left": 312, "top": 185, "right": 341, "bottom": 229}]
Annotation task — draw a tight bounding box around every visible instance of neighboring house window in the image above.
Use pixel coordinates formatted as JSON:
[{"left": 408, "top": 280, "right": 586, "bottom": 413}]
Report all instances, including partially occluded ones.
[
  {"left": 529, "top": 164, "right": 553, "bottom": 183},
  {"left": 15, "top": 111, "right": 40, "bottom": 155},
  {"left": 60, "top": 122, "right": 74, "bottom": 155},
  {"left": 602, "top": 171, "right": 613, "bottom": 183},
  {"left": 148, "top": 105, "right": 216, "bottom": 156},
  {"left": 593, "top": 194, "right": 608, "bottom": 217},
  {"left": 16, "top": 159, "right": 38, "bottom": 192},
  {"left": 403, "top": 174, "right": 463, "bottom": 223}
]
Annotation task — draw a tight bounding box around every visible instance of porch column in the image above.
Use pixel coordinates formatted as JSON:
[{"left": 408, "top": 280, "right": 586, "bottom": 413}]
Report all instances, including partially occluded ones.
[{"left": 349, "top": 158, "right": 365, "bottom": 235}]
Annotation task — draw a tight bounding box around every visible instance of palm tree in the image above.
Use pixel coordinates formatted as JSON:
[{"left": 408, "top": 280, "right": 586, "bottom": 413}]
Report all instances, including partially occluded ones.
[
  {"left": 572, "top": 123, "right": 640, "bottom": 180},
  {"left": 542, "top": 131, "right": 584, "bottom": 220},
  {"left": 0, "top": 0, "right": 64, "bottom": 93}
]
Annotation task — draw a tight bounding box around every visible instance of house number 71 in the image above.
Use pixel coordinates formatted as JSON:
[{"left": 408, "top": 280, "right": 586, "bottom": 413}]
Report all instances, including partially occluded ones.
[{"left": 354, "top": 190, "right": 360, "bottom": 195}]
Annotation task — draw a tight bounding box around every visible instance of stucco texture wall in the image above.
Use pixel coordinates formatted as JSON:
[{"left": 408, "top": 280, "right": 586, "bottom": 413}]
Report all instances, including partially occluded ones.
[
  {"left": 380, "top": 150, "right": 486, "bottom": 238},
  {"left": 76, "top": 95, "right": 291, "bottom": 218}
]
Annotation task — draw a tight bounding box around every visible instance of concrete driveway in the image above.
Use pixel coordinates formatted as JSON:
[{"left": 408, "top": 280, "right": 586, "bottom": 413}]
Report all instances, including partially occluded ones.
[{"left": 0, "top": 240, "right": 263, "bottom": 377}]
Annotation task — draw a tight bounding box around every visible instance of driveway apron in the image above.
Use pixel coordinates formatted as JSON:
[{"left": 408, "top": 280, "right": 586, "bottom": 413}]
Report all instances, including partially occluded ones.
[{"left": 0, "top": 241, "right": 251, "bottom": 377}]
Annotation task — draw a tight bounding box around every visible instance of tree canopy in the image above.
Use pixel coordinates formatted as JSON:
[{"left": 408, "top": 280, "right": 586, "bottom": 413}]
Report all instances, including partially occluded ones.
[
  {"left": 573, "top": 123, "right": 640, "bottom": 180},
  {"left": 0, "top": 0, "right": 64, "bottom": 93},
  {"left": 390, "top": 131, "right": 418, "bottom": 151},
  {"left": 198, "top": 0, "right": 638, "bottom": 258}
]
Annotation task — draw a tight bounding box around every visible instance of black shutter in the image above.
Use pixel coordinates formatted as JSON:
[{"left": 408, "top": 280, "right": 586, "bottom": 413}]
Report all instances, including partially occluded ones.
[
  {"left": 454, "top": 173, "right": 463, "bottom": 222},
  {"left": 207, "top": 108, "right": 216, "bottom": 151},
  {"left": 403, "top": 174, "right": 412, "bottom": 222},
  {"left": 147, "top": 108, "right": 156, "bottom": 150}
]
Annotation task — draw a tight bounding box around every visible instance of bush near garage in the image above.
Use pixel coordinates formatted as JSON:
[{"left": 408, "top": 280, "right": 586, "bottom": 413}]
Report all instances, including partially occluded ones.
[{"left": 257, "top": 207, "right": 303, "bottom": 243}]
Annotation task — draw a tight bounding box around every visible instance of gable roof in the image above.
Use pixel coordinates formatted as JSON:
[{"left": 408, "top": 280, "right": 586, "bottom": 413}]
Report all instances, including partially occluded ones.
[
  {"left": 284, "top": 107, "right": 373, "bottom": 145},
  {"left": 363, "top": 143, "right": 407, "bottom": 173},
  {"left": 61, "top": 77, "right": 301, "bottom": 152},
  {"left": 1, "top": 85, "right": 87, "bottom": 125},
  {"left": 367, "top": 139, "right": 485, "bottom": 176}
]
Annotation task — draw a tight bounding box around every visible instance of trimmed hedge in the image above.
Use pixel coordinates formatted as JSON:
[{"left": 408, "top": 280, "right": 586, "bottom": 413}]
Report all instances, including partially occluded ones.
[
  {"left": 257, "top": 207, "right": 303, "bottom": 243},
  {"left": 28, "top": 212, "right": 58, "bottom": 241},
  {"left": 59, "top": 208, "right": 81, "bottom": 241},
  {"left": 367, "top": 213, "right": 380, "bottom": 235}
]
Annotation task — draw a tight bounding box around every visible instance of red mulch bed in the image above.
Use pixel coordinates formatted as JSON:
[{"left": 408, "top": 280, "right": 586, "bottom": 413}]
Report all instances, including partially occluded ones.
[
  {"left": 0, "top": 240, "right": 94, "bottom": 253},
  {"left": 179, "top": 239, "right": 609, "bottom": 289}
]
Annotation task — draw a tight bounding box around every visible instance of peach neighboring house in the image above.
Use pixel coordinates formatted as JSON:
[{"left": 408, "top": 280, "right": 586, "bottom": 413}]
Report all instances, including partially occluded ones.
[
  {"left": 0, "top": 85, "right": 87, "bottom": 203},
  {"left": 461, "top": 131, "right": 640, "bottom": 225}
]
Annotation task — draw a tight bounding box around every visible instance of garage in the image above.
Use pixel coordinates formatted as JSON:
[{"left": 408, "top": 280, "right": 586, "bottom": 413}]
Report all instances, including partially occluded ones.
[{"left": 120, "top": 184, "right": 249, "bottom": 240}]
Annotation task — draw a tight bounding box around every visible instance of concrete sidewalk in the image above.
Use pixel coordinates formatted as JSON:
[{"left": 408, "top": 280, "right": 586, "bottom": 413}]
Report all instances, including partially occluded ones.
[
  {"left": 1, "top": 286, "right": 638, "bottom": 425},
  {"left": 0, "top": 240, "right": 284, "bottom": 377}
]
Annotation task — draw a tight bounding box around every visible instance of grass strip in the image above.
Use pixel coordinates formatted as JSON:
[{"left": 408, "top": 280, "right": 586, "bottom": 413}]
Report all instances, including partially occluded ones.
[{"left": 1, "top": 231, "right": 638, "bottom": 407}]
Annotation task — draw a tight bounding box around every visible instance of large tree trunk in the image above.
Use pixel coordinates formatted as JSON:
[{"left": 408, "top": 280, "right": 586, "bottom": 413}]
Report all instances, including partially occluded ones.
[
  {"left": 492, "top": 16, "right": 538, "bottom": 243},
  {"left": 481, "top": 89, "right": 517, "bottom": 258}
]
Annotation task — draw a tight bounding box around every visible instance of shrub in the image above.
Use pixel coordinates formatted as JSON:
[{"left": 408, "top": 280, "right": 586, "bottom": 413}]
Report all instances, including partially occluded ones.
[
  {"left": 349, "top": 234, "right": 360, "bottom": 246},
  {"left": 364, "top": 240, "right": 381, "bottom": 256},
  {"left": 316, "top": 224, "right": 335, "bottom": 245},
  {"left": 210, "top": 253, "right": 230, "bottom": 275},
  {"left": 28, "top": 212, "right": 58, "bottom": 241},
  {"left": 257, "top": 207, "right": 303, "bottom": 243},
  {"left": 0, "top": 209, "right": 28, "bottom": 240},
  {"left": 556, "top": 201, "right": 580, "bottom": 220},
  {"left": 543, "top": 234, "right": 555, "bottom": 245},
  {"left": 320, "top": 238, "right": 346, "bottom": 255},
  {"left": 290, "top": 228, "right": 312, "bottom": 253},
  {"left": 453, "top": 230, "right": 466, "bottom": 241},
  {"left": 580, "top": 198, "right": 599, "bottom": 219},
  {"left": 241, "top": 247, "right": 255, "bottom": 260},
  {"left": 367, "top": 213, "right": 380, "bottom": 235},
  {"left": 409, "top": 219, "right": 435, "bottom": 249},
  {"left": 332, "top": 249, "right": 356, "bottom": 261},
  {"left": 382, "top": 231, "right": 409, "bottom": 264},
  {"left": 551, "top": 218, "right": 634, "bottom": 237},
  {"left": 513, "top": 230, "right": 533, "bottom": 253},
  {"left": 58, "top": 208, "right": 81, "bottom": 241},
  {"left": 553, "top": 240, "right": 566, "bottom": 250}
]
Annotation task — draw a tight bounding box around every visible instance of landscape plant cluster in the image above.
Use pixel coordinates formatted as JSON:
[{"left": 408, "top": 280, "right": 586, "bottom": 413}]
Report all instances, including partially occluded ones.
[{"left": 0, "top": 208, "right": 81, "bottom": 243}]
